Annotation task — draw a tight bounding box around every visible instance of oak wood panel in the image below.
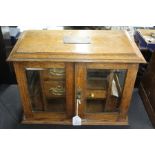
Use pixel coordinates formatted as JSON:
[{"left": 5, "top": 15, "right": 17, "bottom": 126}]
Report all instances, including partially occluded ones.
[
  {"left": 7, "top": 30, "right": 145, "bottom": 63},
  {"left": 42, "top": 81, "right": 65, "bottom": 98},
  {"left": 13, "top": 62, "right": 33, "bottom": 118},
  {"left": 75, "top": 63, "right": 86, "bottom": 117},
  {"left": 22, "top": 119, "right": 128, "bottom": 125},
  {"left": 20, "top": 61, "right": 65, "bottom": 68},
  {"left": 65, "top": 63, "right": 74, "bottom": 117},
  {"left": 86, "top": 63, "right": 129, "bottom": 69},
  {"left": 119, "top": 64, "right": 139, "bottom": 120},
  {"left": 22, "top": 113, "right": 128, "bottom": 125},
  {"left": 39, "top": 71, "right": 48, "bottom": 110},
  {"left": 8, "top": 53, "right": 145, "bottom": 63},
  {"left": 13, "top": 30, "right": 140, "bottom": 54}
]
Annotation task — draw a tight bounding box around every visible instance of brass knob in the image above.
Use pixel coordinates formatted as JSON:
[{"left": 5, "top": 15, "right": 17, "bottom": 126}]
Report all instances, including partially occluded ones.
[{"left": 90, "top": 93, "right": 94, "bottom": 98}]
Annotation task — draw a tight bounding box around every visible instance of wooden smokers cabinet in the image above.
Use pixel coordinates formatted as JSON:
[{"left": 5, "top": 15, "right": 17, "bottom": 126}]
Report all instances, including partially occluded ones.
[{"left": 7, "top": 30, "right": 145, "bottom": 125}]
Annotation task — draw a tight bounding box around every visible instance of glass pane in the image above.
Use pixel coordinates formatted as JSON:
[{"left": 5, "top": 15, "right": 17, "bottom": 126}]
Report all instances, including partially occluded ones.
[
  {"left": 25, "top": 68, "right": 66, "bottom": 112},
  {"left": 85, "top": 69, "right": 127, "bottom": 113}
]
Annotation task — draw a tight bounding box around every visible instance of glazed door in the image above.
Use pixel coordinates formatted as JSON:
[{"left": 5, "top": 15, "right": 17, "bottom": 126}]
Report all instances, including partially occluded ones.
[
  {"left": 15, "top": 62, "right": 74, "bottom": 121},
  {"left": 75, "top": 63, "right": 127, "bottom": 119}
]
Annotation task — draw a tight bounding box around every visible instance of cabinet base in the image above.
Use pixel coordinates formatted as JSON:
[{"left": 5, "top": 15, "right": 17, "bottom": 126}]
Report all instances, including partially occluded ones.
[{"left": 21, "top": 116, "right": 128, "bottom": 126}]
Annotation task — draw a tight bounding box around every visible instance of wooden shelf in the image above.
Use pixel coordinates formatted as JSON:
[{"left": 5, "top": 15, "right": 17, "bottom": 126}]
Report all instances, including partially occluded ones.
[{"left": 86, "top": 89, "right": 106, "bottom": 99}]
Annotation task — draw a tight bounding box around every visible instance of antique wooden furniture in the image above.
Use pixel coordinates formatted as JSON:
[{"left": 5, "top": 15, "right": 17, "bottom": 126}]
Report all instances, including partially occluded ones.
[
  {"left": 7, "top": 30, "right": 145, "bottom": 125},
  {"left": 139, "top": 51, "right": 155, "bottom": 127}
]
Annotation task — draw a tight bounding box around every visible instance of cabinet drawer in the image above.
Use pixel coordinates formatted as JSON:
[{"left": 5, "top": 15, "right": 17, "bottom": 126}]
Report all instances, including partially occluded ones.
[
  {"left": 42, "top": 81, "right": 65, "bottom": 98},
  {"left": 40, "top": 68, "right": 65, "bottom": 81}
]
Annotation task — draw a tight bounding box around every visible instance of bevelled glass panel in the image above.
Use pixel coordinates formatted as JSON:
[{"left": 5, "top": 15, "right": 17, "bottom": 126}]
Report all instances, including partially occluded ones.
[
  {"left": 85, "top": 69, "right": 127, "bottom": 113},
  {"left": 25, "top": 68, "right": 66, "bottom": 112}
]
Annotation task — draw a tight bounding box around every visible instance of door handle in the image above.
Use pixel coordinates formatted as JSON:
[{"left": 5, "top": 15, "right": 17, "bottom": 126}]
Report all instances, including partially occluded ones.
[
  {"left": 72, "top": 88, "right": 82, "bottom": 126},
  {"left": 76, "top": 88, "right": 81, "bottom": 100},
  {"left": 76, "top": 88, "right": 82, "bottom": 116}
]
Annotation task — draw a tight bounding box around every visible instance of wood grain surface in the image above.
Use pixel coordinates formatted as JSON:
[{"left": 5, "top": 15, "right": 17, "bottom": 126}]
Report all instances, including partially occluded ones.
[{"left": 8, "top": 30, "right": 145, "bottom": 63}]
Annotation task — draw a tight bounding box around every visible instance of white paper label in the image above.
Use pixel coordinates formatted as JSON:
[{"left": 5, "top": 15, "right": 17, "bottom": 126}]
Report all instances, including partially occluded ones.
[{"left": 72, "top": 116, "right": 82, "bottom": 126}]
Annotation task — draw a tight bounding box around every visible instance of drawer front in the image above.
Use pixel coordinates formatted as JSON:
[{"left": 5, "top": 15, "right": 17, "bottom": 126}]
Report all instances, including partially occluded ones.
[
  {"left": 41, "top": 68, "right": 65, "bottom": 81},
  {"left": 42, "top": 81, "right": 65, "bottom": 98}
]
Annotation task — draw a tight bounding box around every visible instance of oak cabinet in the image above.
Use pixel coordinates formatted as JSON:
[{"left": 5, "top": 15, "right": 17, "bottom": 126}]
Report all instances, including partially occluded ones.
[{"left": 7, "top": 30, "right": 145, "bottom": 125}]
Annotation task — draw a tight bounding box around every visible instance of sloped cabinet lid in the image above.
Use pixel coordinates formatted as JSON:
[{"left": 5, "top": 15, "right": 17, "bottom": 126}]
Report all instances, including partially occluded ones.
[{"left": 7, "top": 30, "right": 146, "bottom": 63}]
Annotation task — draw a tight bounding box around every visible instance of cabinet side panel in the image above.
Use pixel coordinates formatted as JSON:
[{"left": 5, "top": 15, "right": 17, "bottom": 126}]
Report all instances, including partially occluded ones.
[{"left": 13, "top": 62, "right": 33, "bottom": 118}]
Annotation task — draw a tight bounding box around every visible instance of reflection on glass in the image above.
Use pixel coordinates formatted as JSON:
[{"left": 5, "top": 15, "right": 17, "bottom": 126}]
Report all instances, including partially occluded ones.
[
  {"left": 86, "top": 69, "right": 127, "bottom": 113},
  {"left": 26, "top": 68, "right": 66, "bottom": 112}
]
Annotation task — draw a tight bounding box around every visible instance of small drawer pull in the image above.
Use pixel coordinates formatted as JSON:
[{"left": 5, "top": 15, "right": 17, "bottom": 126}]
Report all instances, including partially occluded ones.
[
  {"left": 49, "top": 68, "right": 65, "bottom": 76},
  {"left": 90, "top": 93, "right": 95, "bottom": 98},
  {"left": 49, "top": 85, "right": 65, "bottom": 96}
]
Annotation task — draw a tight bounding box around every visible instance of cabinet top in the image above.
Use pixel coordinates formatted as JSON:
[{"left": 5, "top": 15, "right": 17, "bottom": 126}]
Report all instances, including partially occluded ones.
[{"left": 8, "top": 30, "right": 145, "bottom": 63}]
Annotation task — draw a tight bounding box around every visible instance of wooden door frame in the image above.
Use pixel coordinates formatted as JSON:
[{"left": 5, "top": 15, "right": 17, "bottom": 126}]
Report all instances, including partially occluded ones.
[
  {"left": 75, "top": 62, "right": 139, "bottom": 123},
  {"left": 14, "top": 61, "right": 74, "bottom": 122}
]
